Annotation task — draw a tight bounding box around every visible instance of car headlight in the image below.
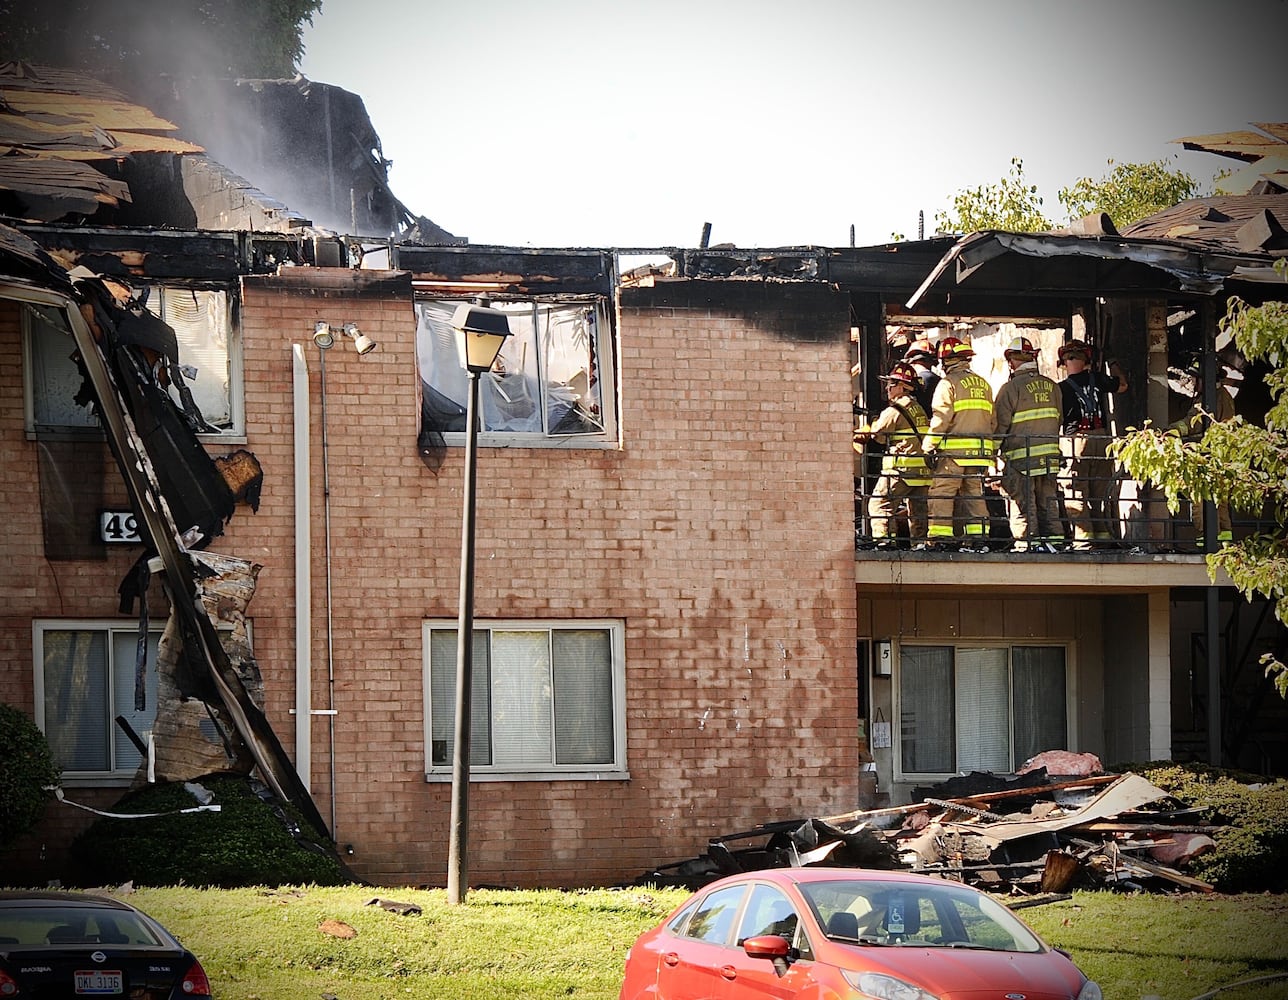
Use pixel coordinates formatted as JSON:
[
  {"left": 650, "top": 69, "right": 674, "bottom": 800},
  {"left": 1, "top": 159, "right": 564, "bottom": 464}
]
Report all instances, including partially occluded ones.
[
  {"left": 1076, "top": 980, "right": 1104, "bottom": 1000},
  {"left": 841, "top": 970, "right": 937, "bottom": 1000}
]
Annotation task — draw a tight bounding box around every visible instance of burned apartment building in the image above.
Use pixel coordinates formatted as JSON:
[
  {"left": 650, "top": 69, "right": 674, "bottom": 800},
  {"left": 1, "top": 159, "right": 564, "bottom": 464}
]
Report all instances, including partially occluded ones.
[{"left": 1, "top": 61, "right": 1285, "bottom": 888}]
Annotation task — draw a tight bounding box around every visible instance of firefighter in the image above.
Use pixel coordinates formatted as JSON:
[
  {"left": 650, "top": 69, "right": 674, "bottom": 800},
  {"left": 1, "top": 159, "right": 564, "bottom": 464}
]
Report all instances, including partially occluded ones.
[
  {"left": 903, "top": 338, "right": 940, "bottom": 414},
  {"left": 921, "top": 337, "right": 996, "bottom": 550},
  {"left": 994, "top": 336, "right": 1065, "bottom": 551},
  {"left": 1058, "top": 339, "right": 1127, "bottom": 549},
  {"left": 853, "top": 361, "right": 931, "bottom": 548}
]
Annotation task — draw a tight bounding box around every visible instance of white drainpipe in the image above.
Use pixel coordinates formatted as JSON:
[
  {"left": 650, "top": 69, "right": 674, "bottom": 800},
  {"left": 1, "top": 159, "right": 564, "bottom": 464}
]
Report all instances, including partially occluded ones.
[{"left": 291, "top": 344, "right": 312, "bottom": 786}]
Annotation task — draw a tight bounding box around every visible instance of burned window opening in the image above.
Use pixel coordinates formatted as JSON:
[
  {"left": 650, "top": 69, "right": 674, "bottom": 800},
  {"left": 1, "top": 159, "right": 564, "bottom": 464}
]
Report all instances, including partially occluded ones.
[{"left": 416, "top": 297, "right": 614, "bottom": 445}]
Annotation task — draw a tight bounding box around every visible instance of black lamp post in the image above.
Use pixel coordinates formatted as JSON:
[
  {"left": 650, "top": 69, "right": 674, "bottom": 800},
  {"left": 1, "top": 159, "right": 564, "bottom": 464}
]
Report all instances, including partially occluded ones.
[{"left": 447, "top": 301, "right": 512, "bottom": 905}]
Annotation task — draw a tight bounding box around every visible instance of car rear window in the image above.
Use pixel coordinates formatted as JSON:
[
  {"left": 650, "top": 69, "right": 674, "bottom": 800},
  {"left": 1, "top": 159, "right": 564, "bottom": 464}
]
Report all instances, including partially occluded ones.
[{"left": 0, "top": 906, "right": 163, "bottom": 947}]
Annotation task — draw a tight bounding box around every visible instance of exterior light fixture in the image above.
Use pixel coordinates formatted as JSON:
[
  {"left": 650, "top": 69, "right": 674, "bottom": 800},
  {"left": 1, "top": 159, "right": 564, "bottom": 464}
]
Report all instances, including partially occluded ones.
[
  {"left": 343, "top": 322, "right": 376, "bottom": 355},
  {"left": 312, "top": 321, "right": 376, "bottom": 354},
  {"left": 445, "top": 300, "right": 512, "bottom": 905}
]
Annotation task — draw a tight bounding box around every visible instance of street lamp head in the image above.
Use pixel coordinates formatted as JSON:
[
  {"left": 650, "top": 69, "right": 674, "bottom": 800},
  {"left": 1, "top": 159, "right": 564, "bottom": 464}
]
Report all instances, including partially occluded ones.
[{"left": 452, "top": 303, "right": 512, "bottom": 373}]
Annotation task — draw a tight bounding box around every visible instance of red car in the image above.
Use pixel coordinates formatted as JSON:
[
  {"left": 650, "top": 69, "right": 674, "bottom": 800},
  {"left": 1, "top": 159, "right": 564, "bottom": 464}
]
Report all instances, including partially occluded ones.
[{"left": 620, "top": 867, "right": 1102, "bottom": 1000}]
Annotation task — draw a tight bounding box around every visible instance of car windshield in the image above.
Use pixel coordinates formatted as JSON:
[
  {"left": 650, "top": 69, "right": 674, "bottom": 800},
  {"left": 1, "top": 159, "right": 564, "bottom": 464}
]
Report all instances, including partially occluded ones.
[
  {"left": 800, "top": 879, "right": 1044, "bottom": 953},
  {"left": 0, "top": 906, "right": 164, "bottom": 948}
]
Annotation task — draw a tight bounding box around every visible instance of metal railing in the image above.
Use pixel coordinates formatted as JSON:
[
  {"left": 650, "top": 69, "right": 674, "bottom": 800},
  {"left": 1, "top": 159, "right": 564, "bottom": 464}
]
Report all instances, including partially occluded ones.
[{"left": 853, "top": 431, "right": 1266, "bottom": 555}]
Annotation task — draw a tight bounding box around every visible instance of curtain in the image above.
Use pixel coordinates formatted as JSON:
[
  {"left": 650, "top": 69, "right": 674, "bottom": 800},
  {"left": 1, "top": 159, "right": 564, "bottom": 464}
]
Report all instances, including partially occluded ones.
[
  {"left": 552, "top": 630, "right": 614, "bottom": 764},
  {"left": 489, "top": 631, "right": 553, "bottom": 767},
  {"left": 1013, "top": 646, "right": 1068, "bottom": 763},
  {"left": 955, "top": 648, "right": 1011, "bottom": 772},
  {"left": 899, "top": 646, "right": 953, "bottom": 773}
]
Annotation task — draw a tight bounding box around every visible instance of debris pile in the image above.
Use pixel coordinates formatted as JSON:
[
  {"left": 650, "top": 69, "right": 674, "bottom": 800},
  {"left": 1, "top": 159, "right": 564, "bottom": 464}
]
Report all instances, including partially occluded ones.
[{"left": 637, "top": 762, "right": 1220, "bottom": 897}]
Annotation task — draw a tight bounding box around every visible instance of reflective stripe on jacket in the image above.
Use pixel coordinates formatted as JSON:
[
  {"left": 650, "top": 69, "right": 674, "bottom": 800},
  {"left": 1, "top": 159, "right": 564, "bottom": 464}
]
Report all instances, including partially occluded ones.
[
  {"left": 923, "top": 362, "right": 996, "bottom": 466},
  {"left": 995, "top": 364, "right": 1062, "bottom": 475},
  {"left": 859, "top": 395, "right": 931, "bottom": 484}
]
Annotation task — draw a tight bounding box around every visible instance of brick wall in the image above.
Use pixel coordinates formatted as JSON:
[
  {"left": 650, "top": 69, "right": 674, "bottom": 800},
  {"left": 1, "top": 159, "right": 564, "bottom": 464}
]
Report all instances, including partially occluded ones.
[
  {"left": 2, "top": 272, "right": 862, "bottom": 889},
  {"left": 230, "top": 273, "right": 861, "bottom": 887}
]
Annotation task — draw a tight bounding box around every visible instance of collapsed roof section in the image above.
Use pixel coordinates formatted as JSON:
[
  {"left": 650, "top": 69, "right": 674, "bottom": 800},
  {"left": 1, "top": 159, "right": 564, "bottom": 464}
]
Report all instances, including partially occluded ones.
[
  {"left": 0, "top": 61, "right": 460, "bottom": 242},
  {"left": 1175, "top": 122, "right": 1288, "bottom": 194},
  {"left": 0, "top": 61, "right": 307, "bottom": 231},
  {"left": 150, "top": 73, "right": 462, "bottom": 244}
]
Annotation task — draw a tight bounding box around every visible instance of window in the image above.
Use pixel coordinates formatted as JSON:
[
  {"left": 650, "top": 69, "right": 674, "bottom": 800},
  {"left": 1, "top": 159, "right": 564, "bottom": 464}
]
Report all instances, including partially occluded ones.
[
  {"left": 423, "top": 621, "right": 626, "bottom": 779},
  {"left": 737, "top": 884, "right": 802, "bottom": 946},
  {"left": 897, "top": 644, "right": 1067, "bottom": 777},
  {"left": 33, "top": 621, "right": 160, "bottom": 780},
  {"left": 416, "top": 298, "right": 614, "bottom": 444},
  {"left": 24, "top": 286, "right": 242, "bottom": 436},
  {"left": 684, "top": 885, "right": 746, "bottom": 945}
]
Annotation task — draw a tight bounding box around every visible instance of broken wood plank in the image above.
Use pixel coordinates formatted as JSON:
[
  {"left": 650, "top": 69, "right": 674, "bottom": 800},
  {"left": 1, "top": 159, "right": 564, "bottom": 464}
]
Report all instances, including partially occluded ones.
[
  {"left": 824, "top": 774, "right": 1122, "bottom": 827},
  {"left": 1039, "top": 850, "right": 1082, "bottom": 893},
  {"left": 1065, "top": 836, "right": 1215, "bottom": 892}
]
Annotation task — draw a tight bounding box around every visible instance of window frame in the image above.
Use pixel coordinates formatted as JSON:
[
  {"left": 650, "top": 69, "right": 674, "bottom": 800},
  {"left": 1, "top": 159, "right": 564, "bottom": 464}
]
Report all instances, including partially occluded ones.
[
  {"left": 421, "top": 618, "right": 629, "bottom": 782},
  {"left": 414, "top": 295, "right": 618, "bottom": 450},
  {"left": 891, "top": 640, "right": 1075, "bottom": 783},
  {"left": 33, "top": 617, "right": 242, "bottom": 786},
  {"left": 33, "top": 619, "right": 161, "bottom": 786},
  {"left": 22, "top": 284, "right": 245, "bottom": 441}
]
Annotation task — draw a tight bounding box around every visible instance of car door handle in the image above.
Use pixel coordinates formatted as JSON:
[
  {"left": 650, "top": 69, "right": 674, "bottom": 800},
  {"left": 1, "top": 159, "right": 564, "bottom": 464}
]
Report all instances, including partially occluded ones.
[
  {"left": 663, "top": 953, "right": 680, "bottom": 967},
  {"left": 720, "top": 965, "right": 737, "bottom": 981}
]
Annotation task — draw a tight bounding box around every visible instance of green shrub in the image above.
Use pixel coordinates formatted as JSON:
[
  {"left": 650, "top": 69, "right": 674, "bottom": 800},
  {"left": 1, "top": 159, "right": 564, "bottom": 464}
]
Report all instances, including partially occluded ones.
[
  {"left": 0, "top": 703, "right": 61, "bottom": 848},
  {"left": 1136, "top": 761, "right": 1288, "bottom": 892},
  {"left": 69, "top": 774, "right": 352, "bottom": 888}
]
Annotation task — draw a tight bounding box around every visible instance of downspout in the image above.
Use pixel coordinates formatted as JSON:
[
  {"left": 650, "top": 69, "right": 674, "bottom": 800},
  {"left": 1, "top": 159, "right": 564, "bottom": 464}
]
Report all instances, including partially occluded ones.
[{"left": 292, "top": 344, "right": 312, "bottom": 785}]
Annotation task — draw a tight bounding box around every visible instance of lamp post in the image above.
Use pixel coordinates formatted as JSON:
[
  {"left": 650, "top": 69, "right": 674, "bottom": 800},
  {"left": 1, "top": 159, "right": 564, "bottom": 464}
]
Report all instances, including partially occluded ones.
[{"left": 447, "top": 301, "right": 512, "bottom": 905}]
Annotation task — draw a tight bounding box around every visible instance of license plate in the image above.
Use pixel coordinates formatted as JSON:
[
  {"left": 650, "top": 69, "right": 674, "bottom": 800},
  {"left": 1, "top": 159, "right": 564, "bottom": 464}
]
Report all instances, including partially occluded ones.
[{"left": 75, "top": 970, "right": 123, "bottom": 994}]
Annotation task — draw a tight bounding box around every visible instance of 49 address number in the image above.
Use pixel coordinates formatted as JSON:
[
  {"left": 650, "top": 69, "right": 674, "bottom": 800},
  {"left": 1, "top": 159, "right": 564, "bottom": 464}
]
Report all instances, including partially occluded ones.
[{"left": 99, "top": 510, "right": 142, "bottom": 544}]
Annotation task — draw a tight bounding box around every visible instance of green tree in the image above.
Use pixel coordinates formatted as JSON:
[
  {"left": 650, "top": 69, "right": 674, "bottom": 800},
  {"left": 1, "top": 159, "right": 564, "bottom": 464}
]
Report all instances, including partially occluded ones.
[
  {"left": 934, "top": 157, "right": 1053, "bottom": 234},
  {"left": 1059, "top": 158, "right": 1200, "bottom": 228},
  {"left": 0, "top": 703, "right": 60, "bottom": 848},
  {"left": 0, "top": 0, "right": 322, "bottom": 84},
  {"left": 1111, "top": 260, "right": 1288, "bottom": 692}
]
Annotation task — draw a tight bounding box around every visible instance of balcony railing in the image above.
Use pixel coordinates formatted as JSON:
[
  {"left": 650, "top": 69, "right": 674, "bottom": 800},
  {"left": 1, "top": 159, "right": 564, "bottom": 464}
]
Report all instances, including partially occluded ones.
[{"left": 853, "top": 431, "right": 1265, "bottom": 555}]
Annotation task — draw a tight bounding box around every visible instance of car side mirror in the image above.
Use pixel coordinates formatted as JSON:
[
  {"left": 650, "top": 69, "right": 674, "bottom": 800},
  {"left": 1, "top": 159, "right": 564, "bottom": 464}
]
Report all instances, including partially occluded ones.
[{"left": 742, "top": 934, "right": 796, "bottom": 976}]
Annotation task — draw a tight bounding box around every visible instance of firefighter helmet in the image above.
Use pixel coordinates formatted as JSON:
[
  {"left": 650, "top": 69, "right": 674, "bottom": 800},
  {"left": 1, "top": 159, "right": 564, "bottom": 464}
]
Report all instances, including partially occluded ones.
[
  {"left": 1004, "top": 335, "right": 1037, "bottom": 358},
  {"left": 904, "top": 339, "right": 937, "bottom": 365},
  {"left": 938, "top": 336, "right": 973, "bottom": 360},
  {"left": 881, "top": 361, "right": 919, "bottom": 389},
  {"left": 1058, "top": 339, "right": 1093, "bottom": 364}
]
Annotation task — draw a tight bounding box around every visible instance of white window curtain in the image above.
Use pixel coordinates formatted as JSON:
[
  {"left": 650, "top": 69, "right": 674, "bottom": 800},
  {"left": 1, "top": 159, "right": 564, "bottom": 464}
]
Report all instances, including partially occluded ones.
[
  {"left": 148, "top": 288, "right": 232, "bottom": 427},
  {"left": 490, "top": 631, "right": 554, "bottom": 768},
  {"left": 899, "top": 643, "right": 1068, "bottom": 776},
  {"left": 553, "top": 630, "right": 614, "bottom": 764},
  {"left": 426, "top": 624, "right": 618, "bottom": 772},
  {"left": 955, "top": 648, "right": 1011, "bottom": 773}
]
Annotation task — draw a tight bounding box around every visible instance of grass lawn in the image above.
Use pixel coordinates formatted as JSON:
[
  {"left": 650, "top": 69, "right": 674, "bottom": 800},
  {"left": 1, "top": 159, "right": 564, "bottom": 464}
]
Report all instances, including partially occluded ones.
[{"left": 104, "top": 884, "right": 1288, "bottom": 1000}]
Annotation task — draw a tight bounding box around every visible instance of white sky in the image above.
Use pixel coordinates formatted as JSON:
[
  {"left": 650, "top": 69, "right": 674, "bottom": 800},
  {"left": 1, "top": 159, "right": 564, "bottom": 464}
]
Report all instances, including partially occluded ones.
[{"left": 300, "top": 0, "right": 1288, "bottom": 250}]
